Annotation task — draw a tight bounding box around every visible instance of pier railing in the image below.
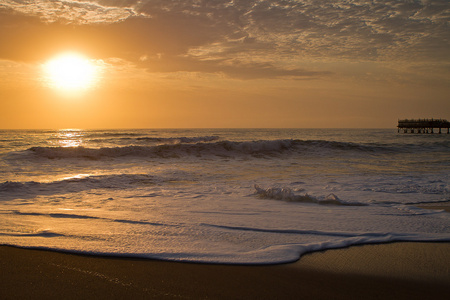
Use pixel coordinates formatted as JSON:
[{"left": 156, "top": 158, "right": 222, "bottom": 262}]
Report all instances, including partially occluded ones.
[{"left": 397, "top": 118, "right": 450, "bottom": 134}]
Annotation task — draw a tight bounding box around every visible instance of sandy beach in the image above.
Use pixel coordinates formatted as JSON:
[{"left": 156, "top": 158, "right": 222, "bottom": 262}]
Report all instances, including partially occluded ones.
[{"left": 1, "top": 242, "right": 449, "bottom": 300}]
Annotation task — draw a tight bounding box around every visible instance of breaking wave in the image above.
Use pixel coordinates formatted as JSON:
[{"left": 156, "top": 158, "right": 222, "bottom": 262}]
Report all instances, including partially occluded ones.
[
  {"left": 21, "top": 139, "right": 397, "bottom": 160},
  {"left": 0, "top": 174, "right": 163, "bottom": 200},
  {"left": 253, "top": 185, "right": 366, "bottom": 206},
  {"left": 136, "top": 135, "right": 220, "bottom": 144}
]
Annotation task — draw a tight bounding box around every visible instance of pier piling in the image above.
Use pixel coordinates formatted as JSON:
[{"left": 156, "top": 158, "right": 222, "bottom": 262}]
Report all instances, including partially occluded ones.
[{"left": 397, "top": 119, "right": 450, "bottom": 134}]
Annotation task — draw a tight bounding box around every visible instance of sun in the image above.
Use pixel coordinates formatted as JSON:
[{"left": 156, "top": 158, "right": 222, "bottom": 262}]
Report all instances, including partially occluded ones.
[{"left": 43, "top": 52, "right": 99, "bottom": 91}]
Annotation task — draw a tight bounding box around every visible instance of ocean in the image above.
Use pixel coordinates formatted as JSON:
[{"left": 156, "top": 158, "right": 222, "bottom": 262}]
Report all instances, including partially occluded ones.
[{"left": 0, "top": 128, "right": 449, "bottom": 264}]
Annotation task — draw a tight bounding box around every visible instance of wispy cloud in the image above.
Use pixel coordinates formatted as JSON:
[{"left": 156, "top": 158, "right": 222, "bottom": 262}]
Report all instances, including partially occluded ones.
[{"left": 0, "top": 0, "right": 142, "bottom": 24}]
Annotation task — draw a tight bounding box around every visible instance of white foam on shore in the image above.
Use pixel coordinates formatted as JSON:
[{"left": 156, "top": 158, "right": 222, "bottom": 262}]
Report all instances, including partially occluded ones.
[{"left": 1, "top": 187, "right": 449, "bottom": 264}]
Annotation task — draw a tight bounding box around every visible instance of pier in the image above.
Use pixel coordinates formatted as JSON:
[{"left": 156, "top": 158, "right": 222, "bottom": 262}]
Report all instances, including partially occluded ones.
[{"left": 397, "top": 119, "right": 450, "bottom": 134}]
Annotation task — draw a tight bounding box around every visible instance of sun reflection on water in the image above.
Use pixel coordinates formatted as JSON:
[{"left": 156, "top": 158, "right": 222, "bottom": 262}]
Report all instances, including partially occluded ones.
[
  {"left": 52, "top": 129, "right": 86, "bottom": 147},
  {"left": 61, "top": 174, "right": 91, "bottom": 181}
]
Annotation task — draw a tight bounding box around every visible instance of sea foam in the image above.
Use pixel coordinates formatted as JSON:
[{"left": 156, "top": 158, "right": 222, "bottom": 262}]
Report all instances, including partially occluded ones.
[{"left": 254, "top": 185, "right": 366, "bottom": 206}]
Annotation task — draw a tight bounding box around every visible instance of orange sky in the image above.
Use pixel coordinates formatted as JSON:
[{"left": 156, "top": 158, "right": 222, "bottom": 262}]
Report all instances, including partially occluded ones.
[{"left": 1, "top": 0, "right": 449, "bottom": 129}]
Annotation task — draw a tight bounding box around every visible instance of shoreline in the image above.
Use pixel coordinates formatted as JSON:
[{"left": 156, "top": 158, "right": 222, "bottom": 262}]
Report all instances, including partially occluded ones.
[{"left": 1, "top": 242, "right": 449, "bottom": 299}]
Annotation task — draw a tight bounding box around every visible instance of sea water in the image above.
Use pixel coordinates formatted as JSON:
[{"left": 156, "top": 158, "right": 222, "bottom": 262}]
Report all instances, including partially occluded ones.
[{"left": 0, "top": 129, "right": 449, "bottom": 264}]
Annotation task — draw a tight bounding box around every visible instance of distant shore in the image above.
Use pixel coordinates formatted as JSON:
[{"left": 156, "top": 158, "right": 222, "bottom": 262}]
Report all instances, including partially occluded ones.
[{"left": 1, "top": 242, "right": 449, "bottom": 299}]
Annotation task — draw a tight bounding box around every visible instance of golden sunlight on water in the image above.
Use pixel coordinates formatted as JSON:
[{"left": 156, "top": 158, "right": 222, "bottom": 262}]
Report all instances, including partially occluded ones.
[
  {"left": 43, "top": 52, "right": 100, "bottom": 92},
  {"left": 60, "top": 174, "right": 91, "bottom": 181},
  {"left": 52, "top": 129, "right": 85, "bottom": 147}
]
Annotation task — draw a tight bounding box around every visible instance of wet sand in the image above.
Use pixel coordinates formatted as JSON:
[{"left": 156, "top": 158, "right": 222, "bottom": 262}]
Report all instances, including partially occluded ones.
[
  {"left": 1, "top": 242, "right": 449, "bottom": 299},
  {"left": 417, "top": 202, "right": 450, "bottom": 213}
]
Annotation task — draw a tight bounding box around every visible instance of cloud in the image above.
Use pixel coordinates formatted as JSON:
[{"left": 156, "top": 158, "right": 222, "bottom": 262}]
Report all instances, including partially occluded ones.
[
  {"left": 0, "top": 0, "right": 141, "bottom": 24},
  {"left": 0, "top": 0, "right": 448, "bottom": 80},
  {"left": 139, "top": 54, "right": 331, "bottom": 79}
]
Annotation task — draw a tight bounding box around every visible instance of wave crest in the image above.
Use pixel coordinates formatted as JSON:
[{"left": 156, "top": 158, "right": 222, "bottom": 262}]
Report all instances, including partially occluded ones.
[
  {"left": 254, "top": 185, "right": 366, "bottom": 206},
  {"left": 0, "top": 174, "right": 162, "bottom": 200},
  {"left": 23, "top": 139, "right": 389, "bottom": 160},
  {"left": 136, "top": 136, "right": 220, "bottom": 144}
]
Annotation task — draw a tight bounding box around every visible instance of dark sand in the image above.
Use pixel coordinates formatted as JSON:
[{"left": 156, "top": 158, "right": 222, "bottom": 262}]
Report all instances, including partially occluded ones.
[{"left": 1, "top": 242, "right": 449, "bottom": 300}]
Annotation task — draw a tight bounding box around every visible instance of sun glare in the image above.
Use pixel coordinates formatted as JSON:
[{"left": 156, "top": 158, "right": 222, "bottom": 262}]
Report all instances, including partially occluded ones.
[{"left": 44, "top": 52, "right": 99, "bottom": 91}]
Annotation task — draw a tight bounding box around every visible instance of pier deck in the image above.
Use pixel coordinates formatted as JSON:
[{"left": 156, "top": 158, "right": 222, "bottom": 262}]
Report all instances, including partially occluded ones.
[{"left": 398, "top": 119, "right": 450, "bottom": 134}]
